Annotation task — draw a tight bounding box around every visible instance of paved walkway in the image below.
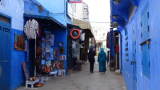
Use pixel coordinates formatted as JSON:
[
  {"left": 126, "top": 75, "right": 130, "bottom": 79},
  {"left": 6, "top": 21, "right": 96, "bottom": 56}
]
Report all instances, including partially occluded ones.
[{"left": 18, "top": 63, "right": 126, "bottom": 90}]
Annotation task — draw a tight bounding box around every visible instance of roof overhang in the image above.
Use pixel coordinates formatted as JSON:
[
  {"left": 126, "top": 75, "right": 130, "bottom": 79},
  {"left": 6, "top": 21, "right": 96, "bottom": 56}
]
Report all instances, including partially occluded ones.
[
  {"left": 24, "top": 0, "right": 66, "bottom": 29},
  {"left": 110, "top": 0, "right": 140, "bottom": 28},
  {"left": 72, "top": 18, "right": 92, "bottom": 30}
]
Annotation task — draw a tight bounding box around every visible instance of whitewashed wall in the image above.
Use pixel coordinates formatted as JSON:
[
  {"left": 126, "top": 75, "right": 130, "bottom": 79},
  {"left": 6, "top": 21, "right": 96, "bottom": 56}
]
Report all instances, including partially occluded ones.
[
  {"left": 0, "top": 0, "right": 24, "bottom": 30},
  {"left": 71, "top": 3, "right": 89, "bottom": 21}
]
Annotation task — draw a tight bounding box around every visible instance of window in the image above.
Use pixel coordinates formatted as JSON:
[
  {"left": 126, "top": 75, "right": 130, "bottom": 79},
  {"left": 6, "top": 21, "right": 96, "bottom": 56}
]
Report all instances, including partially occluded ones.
[{"left": 125, "top": 34, "right": 129, "bottom": 61}]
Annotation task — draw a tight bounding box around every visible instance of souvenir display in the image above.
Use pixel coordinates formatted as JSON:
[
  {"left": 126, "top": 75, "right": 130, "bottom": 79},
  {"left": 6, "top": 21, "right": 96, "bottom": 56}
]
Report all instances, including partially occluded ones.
[
  {"left": 24, "top": 19, "right": 39, "bottom": 39},
  {"left": 24, "top": 28, "right": 67, "bottom": 88},
  {"left": 59, "top": 55, "right": 66, "bottom": 61},
  {"left": 37, "top": 32, "right": 66, "bottom": 76}
]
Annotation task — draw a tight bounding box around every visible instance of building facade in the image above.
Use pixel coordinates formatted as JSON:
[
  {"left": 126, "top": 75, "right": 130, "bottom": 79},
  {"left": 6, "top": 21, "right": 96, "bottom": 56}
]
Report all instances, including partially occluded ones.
[
  {"left": 0, "top": 0, "right": 24, "bottom": 90},
  {"left": 110, "top": 0, "right": 160, "bottom": 90},
  {"left": 0, "top": 0, "right": 71, "bottom": 90},
  {"left": 68, "top": 2, "right": 89, "bottom": 21}
]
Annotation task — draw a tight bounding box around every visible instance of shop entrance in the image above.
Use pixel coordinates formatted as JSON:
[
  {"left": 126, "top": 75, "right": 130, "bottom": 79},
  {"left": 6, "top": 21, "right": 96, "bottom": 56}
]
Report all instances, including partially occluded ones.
[
  {"left": 28, "top": 39, "right": 36, "bottom": 77},
  {"left": 23, "top": 16, "right": 67, "bottom": 87}
]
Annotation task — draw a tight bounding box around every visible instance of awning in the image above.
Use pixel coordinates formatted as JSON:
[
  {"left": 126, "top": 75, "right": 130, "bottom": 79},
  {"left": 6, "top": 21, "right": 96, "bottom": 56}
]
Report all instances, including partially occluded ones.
[
  {"left": 24, "top": 0, "right": 66, "bottom": 29},
  {"left": 72, "top": 18, "right": 92, "bottom": 30}
]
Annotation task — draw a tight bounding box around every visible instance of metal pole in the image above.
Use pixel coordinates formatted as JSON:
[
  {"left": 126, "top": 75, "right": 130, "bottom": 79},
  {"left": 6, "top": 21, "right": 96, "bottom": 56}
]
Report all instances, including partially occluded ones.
[{"left": 34, "top": 36, "right": 36, "bottom": 76}]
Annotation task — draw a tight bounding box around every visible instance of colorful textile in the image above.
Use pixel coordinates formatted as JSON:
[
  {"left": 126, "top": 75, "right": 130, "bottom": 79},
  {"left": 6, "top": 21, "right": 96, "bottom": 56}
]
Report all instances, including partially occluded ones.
[{"left": 98, "top": 48, "right": 107, "bottom": 72}]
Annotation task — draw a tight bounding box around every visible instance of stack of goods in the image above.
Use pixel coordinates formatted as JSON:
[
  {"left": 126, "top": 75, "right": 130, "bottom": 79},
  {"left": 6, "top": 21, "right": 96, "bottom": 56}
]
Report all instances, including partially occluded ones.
[
  {"left": 25, "top": 77, "right": 45, "bottom": 88},
  {"left": 40, "top": 31, "right": 54, "bottom": 74},
  {"left": 23, "top": 62, "right": 44, "bottom": 88},
  {"left": 49, "top": 60, "right": 65, "bottom": 77},
  {"left": 40, "top": 54, "right": 66, "bottom": 77}
]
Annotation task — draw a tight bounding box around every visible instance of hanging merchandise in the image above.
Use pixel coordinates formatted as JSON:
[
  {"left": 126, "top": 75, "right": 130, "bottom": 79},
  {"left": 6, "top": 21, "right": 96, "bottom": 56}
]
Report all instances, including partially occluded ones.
[
  {"left": 58, "top": 42, "right": 65, "bottom": 54},
  {"left": 80, "top": 32, "right": 85, "bottom": 41},
  {"left": 24, "top": 19, "right": 39, "bottom": 39},
  {"left": 50, "top": 34, "right": 54, "bottom": 47},
  {"left": 42, "top": 31, "right": 55, "bottom": 61},
  {"left": 24, "top": 19, "right": 39, "bottom": 76},
  {"left": 54, "top": 48, "right": 59, "bottom": 59},
  {"left": 70, "top": 28, "right": 81, "bottom": 40},
  {"left": 49, "top": 60, "right": 65, "bottom": 76},
  {"left": 38, "top": 31, "right": 66, "bottom": 77}
]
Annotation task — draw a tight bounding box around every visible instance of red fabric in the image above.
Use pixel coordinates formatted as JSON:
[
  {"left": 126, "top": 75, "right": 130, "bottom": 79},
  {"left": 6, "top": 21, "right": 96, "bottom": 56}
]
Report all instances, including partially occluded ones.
[
  {"left": 115, "top": 45, "right": 119, "bottom": 53},
  {"left": 106, "top": 32, "right": 110, "bottom": 48}
]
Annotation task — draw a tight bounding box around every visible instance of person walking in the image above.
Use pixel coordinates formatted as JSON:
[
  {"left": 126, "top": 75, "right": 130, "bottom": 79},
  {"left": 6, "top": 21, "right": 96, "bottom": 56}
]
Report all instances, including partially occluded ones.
[
  {"left": 88, "top": 46, "right": 96, "bottom": 73},
  {"left": 98, "top": 48, "right": 107, "bottom": 72}
]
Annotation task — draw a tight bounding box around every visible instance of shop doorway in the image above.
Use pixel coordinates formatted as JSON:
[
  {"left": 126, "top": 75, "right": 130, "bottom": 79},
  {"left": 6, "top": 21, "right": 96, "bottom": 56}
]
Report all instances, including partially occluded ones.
[
  {"left": 0, "top": 15, "right": 11, "bottom": 90},
  {"left": 24, "top": 16, "right": 67, "bottom": 80},
  {"left": 28, "top": 39, "right": 36, "bottom": 77}
]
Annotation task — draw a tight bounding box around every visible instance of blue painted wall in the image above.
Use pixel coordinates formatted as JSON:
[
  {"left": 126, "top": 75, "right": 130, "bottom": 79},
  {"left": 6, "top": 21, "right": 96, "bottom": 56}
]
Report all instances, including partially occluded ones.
[
  {"left": 24, "top": 0, "right": 49, "bottom": 17},
  {"left": 0, "top": 0, "right": 24, "bottom": 30},
  {"left": 0, "top": 0, "right": 70, "bottom": 89},
  {"left": 10, "top": 30, "right": 26, "bottom": 90},
  {"left": 120, "top": 0, "right": 160, "bottom": 90},
  {"left": 37, "top": 0, "right": 71, "bottom": 26},
  {"left": 149, "top": 0, "right": 160, "bottom": 89},
  {"left": 0, "top": 0, "right": 25, "bottom": 90},
  {"left": 0, "top": 0, "right": 70, "bottom": 90}
]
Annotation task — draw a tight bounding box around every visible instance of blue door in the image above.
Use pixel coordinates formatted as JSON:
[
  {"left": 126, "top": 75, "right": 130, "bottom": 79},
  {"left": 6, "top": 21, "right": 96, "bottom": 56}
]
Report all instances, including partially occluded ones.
[{"left": 0, "top": 21, "right": 11, "bottom": 90}]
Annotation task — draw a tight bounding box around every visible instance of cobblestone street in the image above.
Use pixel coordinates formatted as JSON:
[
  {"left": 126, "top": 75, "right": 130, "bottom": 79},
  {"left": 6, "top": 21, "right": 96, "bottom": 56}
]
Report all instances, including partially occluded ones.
[{"left": 18, "top": 62, "right": 126, "bottom": 90}]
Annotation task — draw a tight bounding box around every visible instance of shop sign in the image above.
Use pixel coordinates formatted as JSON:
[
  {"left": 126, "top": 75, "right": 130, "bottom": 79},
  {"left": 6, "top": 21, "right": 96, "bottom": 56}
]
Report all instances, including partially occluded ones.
[{"left": 70, "top": 28, "right": 81, "bottom": 39}]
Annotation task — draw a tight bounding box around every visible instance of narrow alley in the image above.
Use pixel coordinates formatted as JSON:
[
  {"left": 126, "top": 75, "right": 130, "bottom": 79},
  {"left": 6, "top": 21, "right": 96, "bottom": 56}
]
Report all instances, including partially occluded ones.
[
  {"left": 2, "top": 0, "right": 160, "bottom": 90},
  {"left": 18, "top": 62, "right": 126, "bottom": 90}
]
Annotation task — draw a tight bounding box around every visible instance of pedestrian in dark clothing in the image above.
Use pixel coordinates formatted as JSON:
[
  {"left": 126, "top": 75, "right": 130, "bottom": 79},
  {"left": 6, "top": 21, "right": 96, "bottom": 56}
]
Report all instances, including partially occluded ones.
[{"left": 88, "top": 46, "right": 96, "bottom": 73}]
